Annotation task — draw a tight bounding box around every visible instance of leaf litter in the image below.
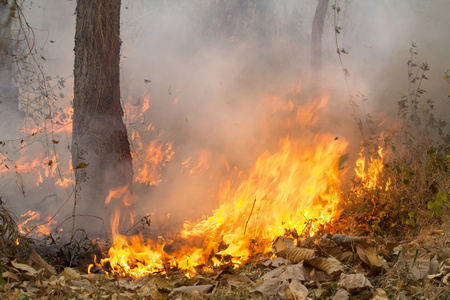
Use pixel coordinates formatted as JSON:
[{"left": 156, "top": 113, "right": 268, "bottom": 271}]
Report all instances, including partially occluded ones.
[{"left": 1, "top": 227, "right": 449, "bottom": 299}]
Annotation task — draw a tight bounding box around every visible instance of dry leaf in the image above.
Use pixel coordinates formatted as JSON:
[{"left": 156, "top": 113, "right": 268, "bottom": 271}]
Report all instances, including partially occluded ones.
[
  {"left": 331, "top": 288, "right": 350, "bottom": 300},
  {"left": 317, "top": 234, "right": 343, "bottom": 258},
  {"left": 150, "top": 276, "right": 173, "bottom": 291},
  {"left": 429, "top": 255, "right": 440, "bottom": 275},
  {"left": 356, "top": 245, "right": 371, "bottom": 267},
  {"left": 307, "top": 257, "right": 344, "bottom": 274},
  {"left": 171, "top": 284, "right": 214, "bottom": 294},
  {"left": 127, "top": 275, "right": 151, "bottom": 290},
  {"left": 288, "top": 279, "right": 309, "bottom": 300},
  {"left": 363, "top": 246, "right": 380, "bottom": 267},
  {"left": 2, "top": 271, "right": 19, "bottom": 282},
  {"left": 399, "top": 245, "right": 430, "bottom": 280},
  {"left": 140, "top": 283, "right": 162, "bottom": 298},
  {"left": 338, "top": 273, "right": 373, "bottom": 292},
  {"left": 277, "top": 247, "right": 315, "bottom": 263},
  {"left": 264, "top": 257, "right": 291, "bottom": 268},
  {"left": 280, "top": 263, "right": 310, "bottom": 281},
  {"left": 228, "top": 274, "right": 253, "bottom": 285},
  {"left": 262, "top": 265, "right": 287, "bottom": 281},
  {"left": 253, "top": 277, "right": 288, "bottom": 297},
  {"left": 62, "top": 267, "right": 81, "bottom": 281},
  {"left": 11, "top": 260, "right": 38, "bottom": 275},
  {"left": 272, "top": 236, "right": 296, "bottom": 253},
  {"left": 372, "top": 288, "right": 389, "bottom": 300}
]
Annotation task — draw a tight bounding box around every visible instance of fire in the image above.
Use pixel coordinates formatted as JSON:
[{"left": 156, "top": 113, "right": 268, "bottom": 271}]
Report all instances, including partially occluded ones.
[
  {"left": 17, "top": 210, "right": 56, "bottom": 236},
  {"left": 179, "top": 134, "right": 347, "bottom": 259},
  {"left": 134, "top": 140, "right": 175, "bottom": 186},
  {"left": 181, "top": 149, "right": 211, "bottom": 176},
  {"left": 100, "top": 90, "right": 349, "bottom": 278},
  {"left": 353, "top": 146, "right": 387, "bottom": 192},
  {"left": 0, "top": 154, "right": 63, "bottom": 186}
]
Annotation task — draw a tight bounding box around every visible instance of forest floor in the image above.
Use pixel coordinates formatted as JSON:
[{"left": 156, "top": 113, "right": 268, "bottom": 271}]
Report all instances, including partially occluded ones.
[{"left": 1, "top": 216, "right": 449, "bottom": 300}]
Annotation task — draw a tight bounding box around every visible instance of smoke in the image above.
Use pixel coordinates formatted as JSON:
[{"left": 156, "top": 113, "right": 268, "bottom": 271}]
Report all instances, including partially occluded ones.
[{"left": 1, "top": 0, "right": 449, "bottom": 235}]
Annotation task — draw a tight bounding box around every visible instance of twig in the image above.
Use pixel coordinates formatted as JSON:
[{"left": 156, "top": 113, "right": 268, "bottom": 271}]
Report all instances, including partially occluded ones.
[
  {"left": 243, "top": 198, "right": 257, "bottom": 237},
  {"left": 123, "top": 214, "right": 152, "bottom": 236}
]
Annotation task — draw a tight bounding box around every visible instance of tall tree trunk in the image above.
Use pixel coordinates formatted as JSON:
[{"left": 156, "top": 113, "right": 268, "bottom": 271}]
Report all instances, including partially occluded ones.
[
  {"left": 310, "top": 0, "right": 329, "bottom": 99},
  {"left": 72, "top": 0, "right": 132, "bottom": 219}
]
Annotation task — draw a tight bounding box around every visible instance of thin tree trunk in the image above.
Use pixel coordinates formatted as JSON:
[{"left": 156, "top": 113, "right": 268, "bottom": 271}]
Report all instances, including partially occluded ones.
[
  {"left": 72, "top": 0, "right": 132, "bottom": 218},
  {"left": 310, "top": 0, "right": 329, "bottom": 99}
]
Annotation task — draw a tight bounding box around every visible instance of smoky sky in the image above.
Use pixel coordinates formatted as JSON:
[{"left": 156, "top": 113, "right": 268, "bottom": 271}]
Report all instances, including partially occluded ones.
[{"left": 2, "top": 0, "right": 449, "bottom": 234}]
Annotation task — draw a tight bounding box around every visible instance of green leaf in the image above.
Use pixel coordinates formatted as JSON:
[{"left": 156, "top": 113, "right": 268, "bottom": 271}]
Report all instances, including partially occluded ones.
[{"left": 17, "top": 293, "right": 30, "bottom": 300}]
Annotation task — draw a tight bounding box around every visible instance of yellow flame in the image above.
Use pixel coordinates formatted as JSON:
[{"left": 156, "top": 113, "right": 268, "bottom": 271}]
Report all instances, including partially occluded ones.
[{"left": 101, "top": 116, "right": 347, "bottom": 278}]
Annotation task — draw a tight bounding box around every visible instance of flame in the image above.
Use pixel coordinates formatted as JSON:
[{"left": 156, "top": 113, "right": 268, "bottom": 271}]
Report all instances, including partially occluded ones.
[
  {"left": 181, "top": 149, "right": 211, "bottom": 176},
  {"left": 179, "top": 134, "right": 347, "bottom": 259},
  {"left": 100, "top": 90, "right": 349, "bottom": 278},
  {"left": 353, "top": 146, "right": 387, "bottom": 192},
  {"left": 134, "top": 140, "right": 175, "bottom": 186},
  {"left": 17, "top": 210, "right": 56, "bottom": 236}
]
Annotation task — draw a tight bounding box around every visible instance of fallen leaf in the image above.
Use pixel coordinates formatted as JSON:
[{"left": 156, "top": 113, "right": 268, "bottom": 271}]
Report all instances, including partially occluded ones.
[
  {"left": 288, "top": 279, "right": 309, "bottom": 300},
  {"left": 252, "top": 277, "right": 288, "bottom": 297},
  {"left": 272, "top": 236, "right": 296, "bottom": 253},
  {"left": 62, "top": 267, "right": 81, "bottom": 281},
  {"left": 2, "top": 271, "right": 19, "bottom": 282},
  {"left": 150, "top": 276, "right": 173, "bottom": 292},
  {"left": 372, "top": 287, "right": 389, "bottom": 300},
  {"left": 11, "top": 261, "right": 37, "bottom": 275},
  {"left": 171, "top": 284, "right": 213, "bottom": 294},
  {"left": 307, "top": 257, "right": 344, "bottom": 275},
  {"left": 338, "top": 273, "right": 373, "bottom": 292},
  {"left": 280, "top": 263, "right": 310, "bottom": 281},
  {"left": 262, "top": 265, "right": 287, "bottom": 281},
  {"left": 277, "top": 247, "right": 315, "bottom": 263},
  {"left": 399, "top": 245, "right": 430, "bottom": 280},
  {"left": 227, "top": 274, "right": 253, "bottom": 285},
  {"left": 331, "top": 288, "right": 350, "bottom": 300},
  {"left": 264, "top": 257, "right": 291, "bottom": 268}
]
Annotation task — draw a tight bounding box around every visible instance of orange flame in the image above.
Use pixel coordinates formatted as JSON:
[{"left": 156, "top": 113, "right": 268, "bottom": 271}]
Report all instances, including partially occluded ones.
[
  {"left": 354, "top": 146, "right": 387, "bottom": 192},
  {"left": 181, "top": 149, "right": 211, "bottom": 176},
  {"left": 17, "top": 210, "right": 56, "bottom": 236},
  {"left": 134, "top": 140, "right": 175, "bottom": 186},
  {"left": 100, "top": 89, "right": 349, "bottom": 278}
]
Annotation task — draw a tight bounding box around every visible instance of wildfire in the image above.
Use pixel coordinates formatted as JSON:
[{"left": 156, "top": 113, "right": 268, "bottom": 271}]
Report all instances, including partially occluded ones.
[
  {"left": 134, "top": 140, "right": 175, "bottom": 186},
  {"left": 181, "top": 149, "right": 211, "bottom": 176},
  {"left": 353, "top": 146, "right": 388, "bottom": 192},
  {"left": 17, "top": 210, "right": 57, "bottom": 236},
  {"left": 99, "top": 89, "right": 349, "bottom": 278}
]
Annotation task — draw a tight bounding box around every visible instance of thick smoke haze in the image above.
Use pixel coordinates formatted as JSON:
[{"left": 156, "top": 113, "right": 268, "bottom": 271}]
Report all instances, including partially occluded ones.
[{"left": 1, "top": 0, "right": 449, "bottom": 235}]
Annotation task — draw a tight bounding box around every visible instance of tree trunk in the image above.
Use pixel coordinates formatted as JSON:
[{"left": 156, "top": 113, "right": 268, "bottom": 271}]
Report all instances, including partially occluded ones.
[
  {"left": 72, "top": 0, "right": 132, "bottom": 218},
  {"left": 310, "top": 0, "right": 329, "bottom": 99}
]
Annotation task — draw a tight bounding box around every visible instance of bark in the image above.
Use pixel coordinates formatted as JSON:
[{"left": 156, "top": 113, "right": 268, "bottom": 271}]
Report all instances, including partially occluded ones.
[
  {"left": 310, "top": 0, "right": 329, "bottom": 99},
  {"left": 72, "top": 0, "right": 132, "bottom": 215}
]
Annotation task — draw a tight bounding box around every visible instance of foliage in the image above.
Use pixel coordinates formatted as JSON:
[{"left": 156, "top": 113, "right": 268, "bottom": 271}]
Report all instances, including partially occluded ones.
[
  {"left": 427, "top": 190, "right": 450, "bottom": 217},
  {"left": 339, "top": 44, "right": 450, "bottom": 239}
]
